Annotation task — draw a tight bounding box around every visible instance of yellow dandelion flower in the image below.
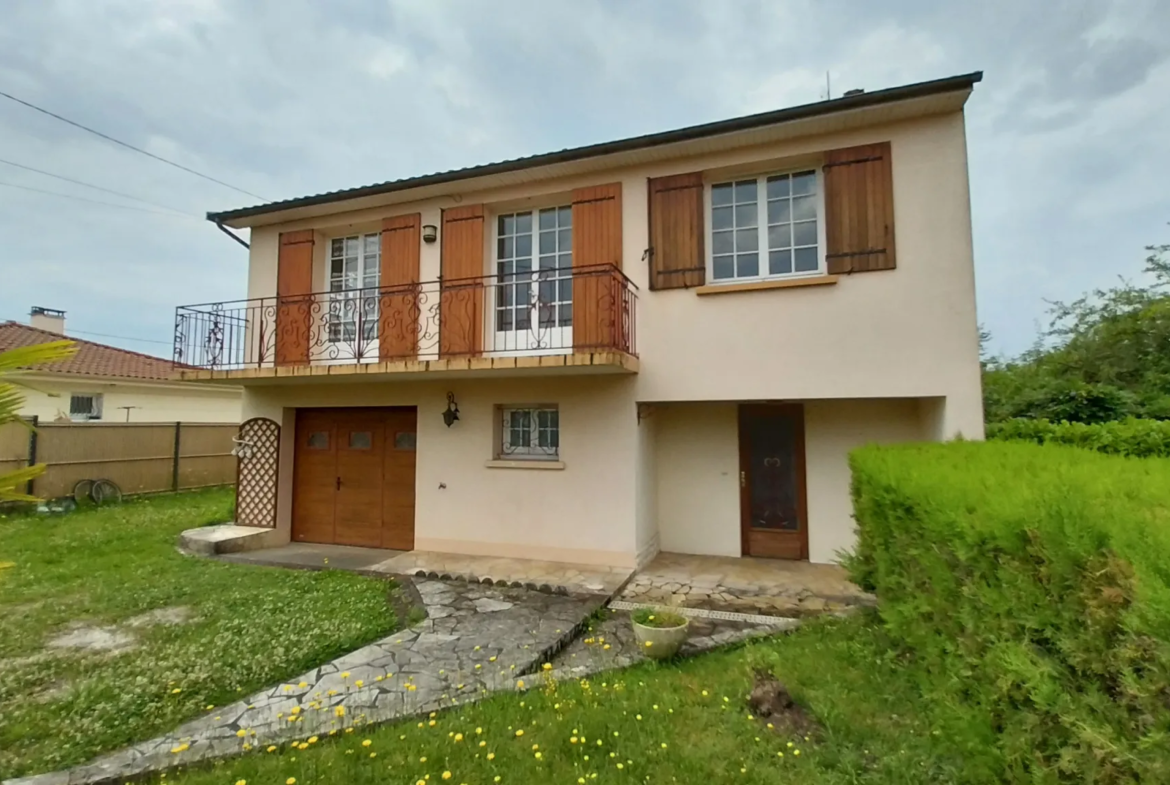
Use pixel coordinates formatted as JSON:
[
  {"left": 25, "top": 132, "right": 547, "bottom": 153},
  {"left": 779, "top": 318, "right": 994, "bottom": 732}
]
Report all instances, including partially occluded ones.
[
  {"left": 532, "top": 743, "right": 539, "bottom": 750},
  {"left": 476, "top": 727, "right": 483, "bottom": 734},
  {"left": 171, "top": 688, "right": 182, "bottom": 694},
  {"left": 535, "top": 751, "right": 542, "bottom": 759},
  {"left": 777, "top": 752, "right": 784, "bottom": 758},
  {"left": 355, "top": 679, "right": 364, "bottom": 688},
  {"left": 420, "top": 756, "right": 427, "bottom": 762},
  {"left": 787, "top": 741, "right": 794, "bottom": 747},
  {"left": 286, "top": 779, "right": 296, "bottom": 785},
  {"left": 542, "top": 663, "right": 552, "bottom": 670},
  {"left": 636, "top": 714, "right": 642, "bottom": 720},
  {"left": 290, "top": 706, "right": 301, "bottom": 715},
  {"left": 429, "top": 720, "right": 437, "bottom": 727},
  {"left": 515, "top": 729, "right": 524, "bottom": 737},
  {"left": 298, "top": 681, "right": 308, "bottom": 688},
  {"left": 362, "top": 739, "right": 372, "bottom": 747},
  {"left": 702, "top": 690, "right": 709, "bottom": 696},
  {"left": 266, "top": 745, "right": 276, "bottom": 752},
  {"left": 442, "top": 772, "right": 452, "bottom": 780},
  {"left": 455, "top": 733, "right": 463, "bottom": 742},
  {"left": 487, "top": 752, "right": 495, "bottom": 760},
  {"left": 603, "top": 644, "right": 611, "bottom": 650},
  {"left": 335, "top": 706, "right": 346, "bottom": 717},
  {"left": 341, "top": 671, "right": 351, "bottom": 678},
  {"left": 475, "top": 664, "right": 482, "bottom": 670},
  {"left": 489, "top": 656, "right": 497, "bottom": 662},
  {"left": 236, "top": 729, "right": 247, "bottom": 738},
  {"left": 235, "top": 780, "right": 247, "bottom": 785},
  {"left": 369, "top": 752, "right": 376, "bottom": 758},
  {"left": 570, "top": 737, "right": 578, "bottom": 744},
  {"left": 644, "top": 641, "right": 653, "bottom": 648},
  {"left": 617, "top": 763, "right": 624, "bottom": 770},
  {"left": 479, "top": 740, "right": 487, "bottom": 747},
  {"left": 794, "top": 750, "right": 801, "bottom": 756},
  {"left": 516, "top": 680, "right": 525, "bottom": 689}
]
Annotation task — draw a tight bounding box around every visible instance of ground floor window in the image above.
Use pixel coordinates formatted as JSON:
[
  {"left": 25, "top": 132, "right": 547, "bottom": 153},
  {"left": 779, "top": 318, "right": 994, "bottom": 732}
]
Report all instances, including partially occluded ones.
[
  {"left": 69, "top": 393, "right": 103, "bottom": 421},
  {"left": 497, "top": 405, "right": 559, "bottom": 459}
]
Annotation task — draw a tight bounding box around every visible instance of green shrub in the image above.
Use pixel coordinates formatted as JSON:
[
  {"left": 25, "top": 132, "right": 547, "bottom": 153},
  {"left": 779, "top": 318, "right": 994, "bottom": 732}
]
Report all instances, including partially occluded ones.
[
  {"left": 989, "top": 416, "right": 1170, "bottom": 457},
  {"left": 846, "top": 441, "right": 1170, "bottom": 783}
]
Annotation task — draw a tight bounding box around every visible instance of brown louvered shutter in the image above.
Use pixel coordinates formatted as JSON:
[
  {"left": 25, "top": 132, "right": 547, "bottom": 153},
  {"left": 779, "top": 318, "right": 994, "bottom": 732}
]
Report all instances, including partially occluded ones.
[
  {"left": 275, "top": 230, "right": 314, "bottom": 366},
  {"left": 647, "top": 172, "right": 705, "bottom": 290},
  {"left": 571, "top": 182, "right": 623, "bottom": 350},
  {"left": 378, "top": 213, "right": 421, "bottom": 360},
  {"left": 823, "top": 142, "right": 896, "bottom": 274},
  {"left": 439, "top": 205, "right": 485, "bottom": 357}
]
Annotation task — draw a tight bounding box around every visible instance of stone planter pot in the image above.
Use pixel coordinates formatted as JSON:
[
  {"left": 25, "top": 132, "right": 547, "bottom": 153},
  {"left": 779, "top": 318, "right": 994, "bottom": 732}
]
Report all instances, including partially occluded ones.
[{"left": 632, "top": 616, "right": 690, "bottom": 660}]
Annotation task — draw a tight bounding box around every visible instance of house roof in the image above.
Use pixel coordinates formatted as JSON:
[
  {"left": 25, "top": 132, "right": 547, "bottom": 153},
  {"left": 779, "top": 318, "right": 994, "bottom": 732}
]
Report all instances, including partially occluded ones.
[
  {"left": 208, "top": 70, "right": 983, "bottom": 227},
  {"left": 0, "top": 321, "right": 180, "bottom": 381}
]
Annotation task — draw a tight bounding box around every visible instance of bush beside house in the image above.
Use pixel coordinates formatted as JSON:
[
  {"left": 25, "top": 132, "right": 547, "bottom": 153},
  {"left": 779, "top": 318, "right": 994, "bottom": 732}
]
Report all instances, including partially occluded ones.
[
  {"left": 989, "top": 416, "right": 1170, "bottom": 457},
  {"left": 847, "top": 441, "right": 1170, "bottom": 783}
]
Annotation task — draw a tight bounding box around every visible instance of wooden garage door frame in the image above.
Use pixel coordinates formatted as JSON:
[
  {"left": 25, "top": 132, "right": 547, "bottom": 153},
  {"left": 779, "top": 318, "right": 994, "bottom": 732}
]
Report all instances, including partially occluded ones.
[{"left": 291, "top": 407, "right": 417, "bottom": 550}]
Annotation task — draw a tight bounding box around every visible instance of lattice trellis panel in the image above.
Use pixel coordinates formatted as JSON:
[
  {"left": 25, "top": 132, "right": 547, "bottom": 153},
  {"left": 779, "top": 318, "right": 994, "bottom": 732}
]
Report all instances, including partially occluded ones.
[{"left": 235, "top": 417, "right": 280, "bottom": 528}]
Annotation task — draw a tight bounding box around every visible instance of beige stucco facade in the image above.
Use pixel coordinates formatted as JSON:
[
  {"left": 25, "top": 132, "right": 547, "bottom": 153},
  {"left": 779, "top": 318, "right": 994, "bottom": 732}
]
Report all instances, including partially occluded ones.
[
  {"left": 17, "top": 375, "right": 242, "bottom": 424},
  {"left": 212, "top": 83, "right": 983, "bottom": 567}
]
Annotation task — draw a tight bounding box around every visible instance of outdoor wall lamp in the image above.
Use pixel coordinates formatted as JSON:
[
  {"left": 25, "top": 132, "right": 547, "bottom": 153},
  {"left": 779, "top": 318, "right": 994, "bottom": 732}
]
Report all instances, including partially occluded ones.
[
  {"left": 442, "top": 391, "right": 460, "bottom": 427},
  {"left": 422, "top": 224, "right": 438, "bottom": 243}
]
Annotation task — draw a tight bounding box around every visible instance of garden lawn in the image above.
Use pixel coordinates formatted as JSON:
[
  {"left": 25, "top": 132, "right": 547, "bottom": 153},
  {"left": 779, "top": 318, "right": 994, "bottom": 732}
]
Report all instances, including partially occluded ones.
[
  {"left": 0, "top": 488, "right": 400, "bottom": 779},
  {"left": 162, "top": 613, "right": 970, "bottom": 785}
]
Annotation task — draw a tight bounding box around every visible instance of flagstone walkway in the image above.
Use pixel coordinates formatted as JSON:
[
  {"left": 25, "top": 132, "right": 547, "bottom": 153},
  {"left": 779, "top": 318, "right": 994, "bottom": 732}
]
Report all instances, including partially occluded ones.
[{"left": 5, "top": 579, "right": 602, "bottom": 785}]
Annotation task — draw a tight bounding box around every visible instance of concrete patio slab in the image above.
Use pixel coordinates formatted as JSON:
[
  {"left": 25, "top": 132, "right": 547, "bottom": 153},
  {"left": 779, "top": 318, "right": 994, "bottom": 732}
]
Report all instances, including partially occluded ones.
[
  {"left": 178, "top": 524, "right": 282, "bottom": 556},
  {"left": 367, "top": 550, "right": 632, "bottom": 598},
  {"left": 621, "top": 552, "right": 874, "bottom": 617},
  {"left": 218, "top": 542, "right": 403, "bottom": 572}
]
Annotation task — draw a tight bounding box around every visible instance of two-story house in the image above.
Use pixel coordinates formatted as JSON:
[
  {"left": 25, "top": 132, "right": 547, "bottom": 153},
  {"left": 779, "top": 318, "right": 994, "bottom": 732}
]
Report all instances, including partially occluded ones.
[{"left": 176, "top": 71, "right": 984, "bottom": 568}]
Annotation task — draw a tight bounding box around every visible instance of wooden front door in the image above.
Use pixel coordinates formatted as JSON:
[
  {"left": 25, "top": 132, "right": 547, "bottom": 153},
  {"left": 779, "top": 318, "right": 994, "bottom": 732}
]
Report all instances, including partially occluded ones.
[
  {"left": 292, "top": 408, "right": 417, "bottom": 549},
  {"left": 739, "top": 404, "right": 809, "bottom": 560}
]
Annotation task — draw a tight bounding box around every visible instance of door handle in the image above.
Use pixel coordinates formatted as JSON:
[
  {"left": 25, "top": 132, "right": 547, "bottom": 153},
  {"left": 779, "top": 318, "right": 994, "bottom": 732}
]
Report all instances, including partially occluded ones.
[
  {"left": 740, "top": 471, "right": 745, "bottom": 488},
  {"left": 335, "top": 476, "right": 342, "bottom": 491}
]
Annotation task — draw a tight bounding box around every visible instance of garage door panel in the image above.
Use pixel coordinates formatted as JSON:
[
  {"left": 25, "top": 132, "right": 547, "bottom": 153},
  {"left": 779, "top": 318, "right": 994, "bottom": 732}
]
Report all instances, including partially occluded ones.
[
  {"left": 293, "top": 407, "right": 416, "bottom": 550},
  {"left": 292, "top": 412, "right": 336, "bottom": 543}
]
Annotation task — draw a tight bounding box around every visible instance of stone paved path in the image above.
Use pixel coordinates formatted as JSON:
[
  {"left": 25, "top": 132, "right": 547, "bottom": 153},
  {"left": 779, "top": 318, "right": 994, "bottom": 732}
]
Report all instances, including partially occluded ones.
[
  {"left": 622, "top": 552, "right": 874, "bottom": 617},
  {"left": 6, "top": 579, "right": 602, "bottom": 785},
  {"left": 546, "top": 607, "right": 793, "bottom": 681}
]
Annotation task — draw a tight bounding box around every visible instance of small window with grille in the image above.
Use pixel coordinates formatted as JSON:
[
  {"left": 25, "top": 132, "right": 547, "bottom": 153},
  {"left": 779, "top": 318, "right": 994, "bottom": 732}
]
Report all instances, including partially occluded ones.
[
  {"left": 69, "top": 393, "right": 103, "bottom": 421},
  {"left": 497, "top": 405, "right": 559, "bottom": 460}
]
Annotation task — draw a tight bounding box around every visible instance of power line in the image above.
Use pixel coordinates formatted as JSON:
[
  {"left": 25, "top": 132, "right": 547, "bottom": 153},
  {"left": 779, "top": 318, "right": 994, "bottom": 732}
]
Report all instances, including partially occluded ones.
[
  {"left": 66, "top": 328, "right": 173, "bottom": 346},
  {"left": 0, "top": 88, "right": 266, "bottom": 201},
  {"left": 0, "top": 157, "right": 199, "bottom": 216},
  {"left": 0, "top": 179, "right": 200, "bottom": 219}
]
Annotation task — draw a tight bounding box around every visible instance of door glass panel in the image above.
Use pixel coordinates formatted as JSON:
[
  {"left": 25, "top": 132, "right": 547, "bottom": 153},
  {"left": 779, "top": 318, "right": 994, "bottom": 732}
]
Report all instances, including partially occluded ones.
[
  {"left": 348, "top": 431, "right": 373, "bottom": 449},
  {"left": 307, "top": 431, "right": 329, "bottom": 449},
  {"left": 748, "top": 415, "right": 800, "bottom": 531},
  {"left": 394, "top": 431, "right": 417, "bottom": 450}
]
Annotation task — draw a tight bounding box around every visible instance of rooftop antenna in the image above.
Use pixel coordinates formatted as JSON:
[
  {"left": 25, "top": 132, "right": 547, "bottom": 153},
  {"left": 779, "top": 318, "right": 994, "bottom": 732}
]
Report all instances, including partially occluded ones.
[{"left": 825, "top": 71, "right": 832, "bottom": 100}]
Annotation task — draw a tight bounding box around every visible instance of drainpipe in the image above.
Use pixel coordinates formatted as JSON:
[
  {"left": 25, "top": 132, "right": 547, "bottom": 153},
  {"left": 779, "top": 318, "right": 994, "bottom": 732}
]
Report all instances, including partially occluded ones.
[{"left": 214, "top": 221, "right": 250, "bottom": 249}]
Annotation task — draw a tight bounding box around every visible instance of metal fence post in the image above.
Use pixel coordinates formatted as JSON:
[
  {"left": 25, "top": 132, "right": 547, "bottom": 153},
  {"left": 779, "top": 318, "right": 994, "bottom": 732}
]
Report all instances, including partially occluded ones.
[
  {"left": 172, "top": 421, "right": 182, "bottom": 491},
  {"left": 26, "top": 415, "right": 38, "bottom": 496}
]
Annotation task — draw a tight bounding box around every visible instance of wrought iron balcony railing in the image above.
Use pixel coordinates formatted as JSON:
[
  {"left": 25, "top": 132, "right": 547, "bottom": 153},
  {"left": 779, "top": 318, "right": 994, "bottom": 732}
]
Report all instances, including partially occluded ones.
[{"left": 174, "top": 264, "right": 636, "bottom": 371}]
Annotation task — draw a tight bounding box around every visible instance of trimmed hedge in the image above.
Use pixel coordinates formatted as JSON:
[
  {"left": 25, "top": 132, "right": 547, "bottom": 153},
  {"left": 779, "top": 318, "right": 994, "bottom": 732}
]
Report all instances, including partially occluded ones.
[
  {"left": 989, "top": 416, "right": 1170, "bottom": 457},
  {"left": 847, "top": 441, "right": 1170, "bottom": 783}
]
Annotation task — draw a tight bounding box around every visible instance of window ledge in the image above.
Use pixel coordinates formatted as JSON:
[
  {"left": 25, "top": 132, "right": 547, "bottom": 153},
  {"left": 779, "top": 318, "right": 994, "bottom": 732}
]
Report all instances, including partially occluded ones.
[
  {"left": 485, "top": 459, "right": 565, "bottom": 471},
  {"left": 694, "top": 275, "right": 838, "bottom": 296}
]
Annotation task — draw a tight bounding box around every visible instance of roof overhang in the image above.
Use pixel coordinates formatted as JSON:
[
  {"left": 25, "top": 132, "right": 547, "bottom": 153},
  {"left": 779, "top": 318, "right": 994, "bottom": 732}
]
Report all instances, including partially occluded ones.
[{"left": 211, "top": 71, "right": 982, "bottom": 229}]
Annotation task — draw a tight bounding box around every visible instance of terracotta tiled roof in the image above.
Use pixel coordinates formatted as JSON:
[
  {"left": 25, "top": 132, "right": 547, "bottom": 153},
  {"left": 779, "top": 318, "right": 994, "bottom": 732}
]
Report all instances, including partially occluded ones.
[{"left": 0, "top": 321, "right": 180, "bottom": 381}]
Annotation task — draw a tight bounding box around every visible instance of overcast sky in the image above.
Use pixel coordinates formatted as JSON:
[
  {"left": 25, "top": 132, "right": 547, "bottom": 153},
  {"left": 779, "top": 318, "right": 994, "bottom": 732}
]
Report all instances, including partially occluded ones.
[{"left": 1, "top": 0, "right": 1167, "bottom": 358}]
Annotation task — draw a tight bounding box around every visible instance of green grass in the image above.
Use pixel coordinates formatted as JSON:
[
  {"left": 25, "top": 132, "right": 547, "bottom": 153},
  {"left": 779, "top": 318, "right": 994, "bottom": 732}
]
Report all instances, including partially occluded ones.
[
  {"left": 0, "top": 488, "right": 400, "bottom": 779},
  {"left": 162, "top": 613, "right": 969, "bottom": 785}
]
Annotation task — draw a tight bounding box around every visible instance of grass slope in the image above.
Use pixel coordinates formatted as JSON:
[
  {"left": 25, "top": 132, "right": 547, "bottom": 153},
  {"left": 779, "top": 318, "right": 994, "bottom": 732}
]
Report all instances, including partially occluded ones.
[
  {"left": 0, "top": 488, "right": 400, "bottom": 779},
  {"left": 163, "top": 613, "right": 968, "bottom": 785}
]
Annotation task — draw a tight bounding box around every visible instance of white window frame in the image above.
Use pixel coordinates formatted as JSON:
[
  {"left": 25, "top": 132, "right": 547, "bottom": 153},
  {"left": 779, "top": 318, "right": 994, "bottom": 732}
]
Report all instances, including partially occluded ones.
[
  {"left": 326, "top": 232, "right": 381, "bottom": 347},
  {"left": 498, "top": 405, "right": 559, "bottom": 460},
  {"left": 705, "top": 167, "right": 827, "bottom": 285},
  {"left": 69, "top": 393, "right": 103, "bottom": 421},
  {"left": 491, "top": 206, "right": 573, "bottom": 355}
]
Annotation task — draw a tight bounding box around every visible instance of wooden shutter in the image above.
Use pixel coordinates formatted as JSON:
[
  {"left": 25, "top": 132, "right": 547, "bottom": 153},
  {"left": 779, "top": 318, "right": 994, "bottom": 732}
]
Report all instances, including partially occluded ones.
[
  {"left": 823, "top": 142, "right": 896, "bottom": 274},
  {"left": 571, "top": 182, "right": 623, "bottom": 350},
  {"left": 647, "top": 172, "right": 705, "bottom": 290},
  {"left": 378, "top": 213, "right": 421, "bottom": 361},
  {"left": 439, "top": 205, "right": 485, "bottom": 357},
  {"left": 275, "top": 230, "right": 314, "bottom": 366}
]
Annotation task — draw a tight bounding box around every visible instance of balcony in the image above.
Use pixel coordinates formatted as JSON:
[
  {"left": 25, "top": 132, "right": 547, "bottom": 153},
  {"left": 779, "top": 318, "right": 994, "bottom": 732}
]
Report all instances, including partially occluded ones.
[{"left": 173, "top": 264, "right": 638, "bottom": 382}]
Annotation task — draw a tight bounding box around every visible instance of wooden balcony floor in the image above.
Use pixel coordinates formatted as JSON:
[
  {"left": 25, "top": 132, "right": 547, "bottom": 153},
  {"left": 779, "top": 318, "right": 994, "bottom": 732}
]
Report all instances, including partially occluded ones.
[{"left": 174, "top": 349, "right": 638, "bottom": 384}]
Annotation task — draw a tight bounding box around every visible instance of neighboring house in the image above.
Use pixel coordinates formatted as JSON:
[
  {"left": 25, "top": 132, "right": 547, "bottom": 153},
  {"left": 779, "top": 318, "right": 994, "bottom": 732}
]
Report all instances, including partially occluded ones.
[
  {"left": 177, "top": 71, "right": 984, "bottom": 567},
  {"left": 3, "top": 308, "right": 242, "bottom": 424}
]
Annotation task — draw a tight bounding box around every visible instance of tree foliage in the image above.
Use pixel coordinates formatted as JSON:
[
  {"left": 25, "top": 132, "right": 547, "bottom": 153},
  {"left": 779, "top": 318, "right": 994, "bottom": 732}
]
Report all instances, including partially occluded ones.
[
  {"left": 0, "top": 340, "right": 76, "bottom": 501},
  {"left": 984, "top": 242, "right": 1170, "bottom": 423}
]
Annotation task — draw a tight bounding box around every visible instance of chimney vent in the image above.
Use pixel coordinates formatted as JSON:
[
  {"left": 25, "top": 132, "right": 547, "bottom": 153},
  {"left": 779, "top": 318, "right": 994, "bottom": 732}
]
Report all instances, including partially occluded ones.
[{"left": 30, "top": 306, "right": 66, "bottom": 334}]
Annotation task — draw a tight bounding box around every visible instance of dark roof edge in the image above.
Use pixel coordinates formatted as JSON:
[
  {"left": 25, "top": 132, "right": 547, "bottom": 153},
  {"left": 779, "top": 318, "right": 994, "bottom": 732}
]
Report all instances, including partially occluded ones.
[{"left": 209, "top": 70, "right": 983, "bottom": 224}]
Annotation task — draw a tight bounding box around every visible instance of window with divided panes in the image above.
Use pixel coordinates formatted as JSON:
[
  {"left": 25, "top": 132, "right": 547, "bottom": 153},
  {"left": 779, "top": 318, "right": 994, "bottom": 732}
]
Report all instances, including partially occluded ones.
[
  {"left": 709, "top": 170, "right": 822, "bottom": 282},
  {"left": 495, "top": 208, "right": 572, "bottom": 334},
  {"left": 498, "top": 405, "right": 559, "bottom": 459},
  {"left": 328, "top": 233, "right": 380, "bottom": 342}
]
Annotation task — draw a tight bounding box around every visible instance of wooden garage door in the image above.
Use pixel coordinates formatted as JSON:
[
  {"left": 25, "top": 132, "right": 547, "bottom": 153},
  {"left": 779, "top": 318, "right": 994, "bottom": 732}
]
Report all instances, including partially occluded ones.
[{"left": 292, "top": 408, "right": 416, "bottom": 550}]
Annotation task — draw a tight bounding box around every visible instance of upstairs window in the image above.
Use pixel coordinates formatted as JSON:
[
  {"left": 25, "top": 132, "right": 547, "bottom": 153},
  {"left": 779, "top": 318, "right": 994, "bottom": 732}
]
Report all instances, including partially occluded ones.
[
  {"left": 709, "top": 170, "right": 823, "bottom": 283},
  {"left": 69, "top": 393, "right": 103, "bottom": 421},
  {"left": 328, "top": 233, "right": 380, "bottom": 342},
  {"left": 495, "top": 208, "right": 573, "bottom": 334}
]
